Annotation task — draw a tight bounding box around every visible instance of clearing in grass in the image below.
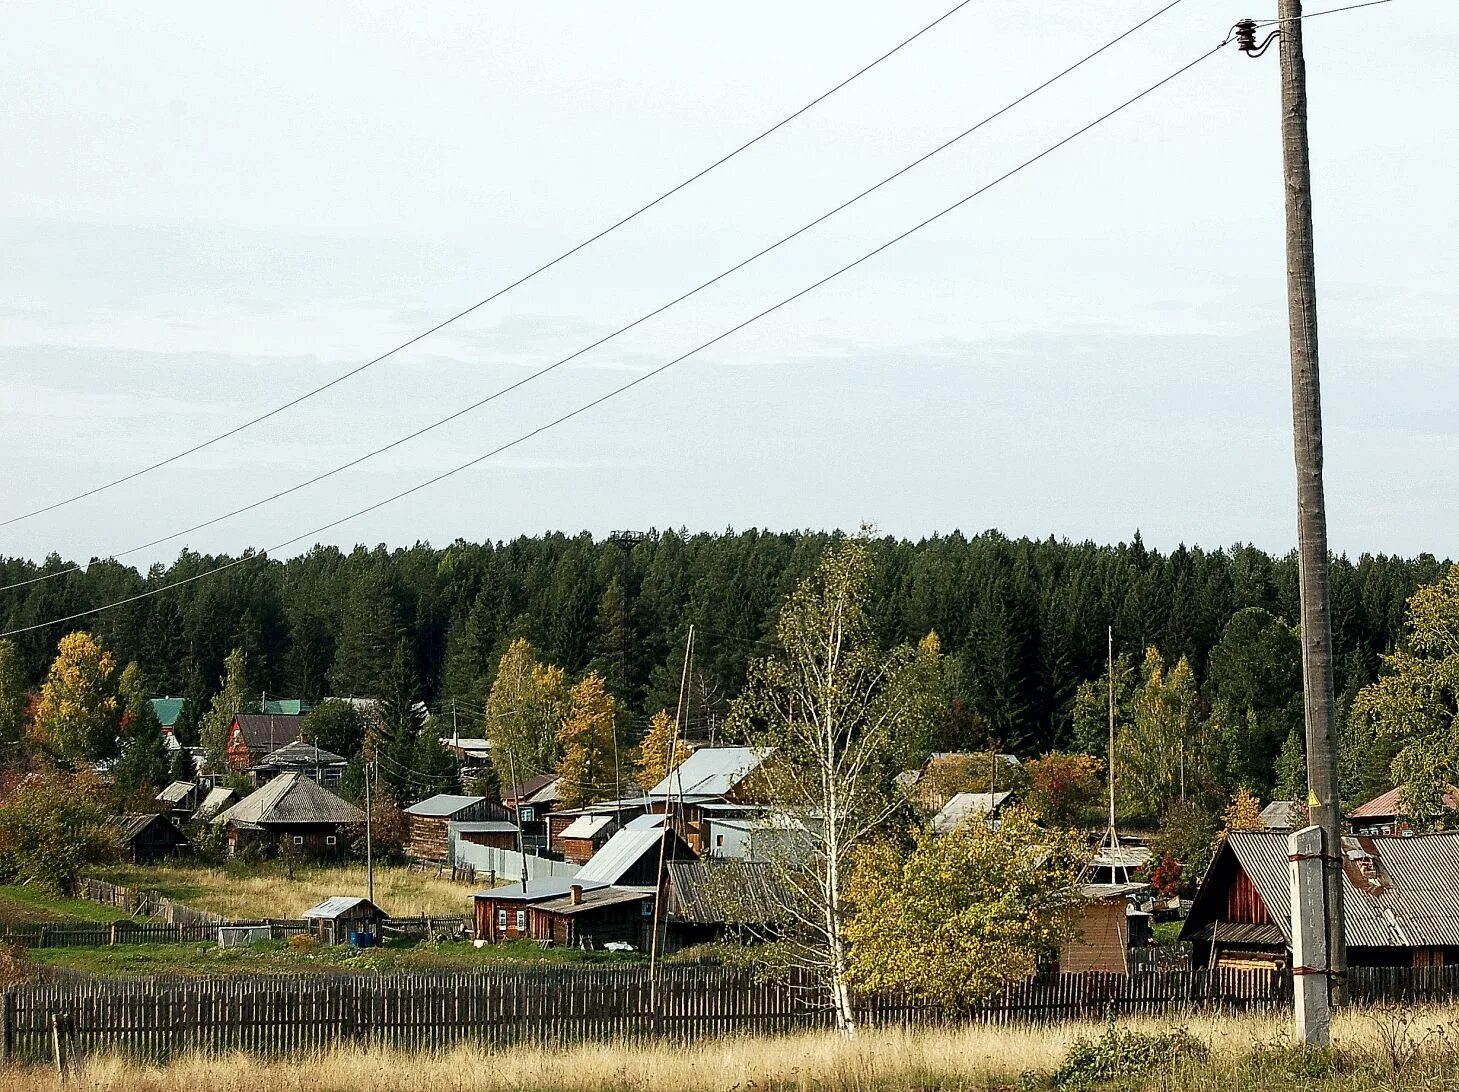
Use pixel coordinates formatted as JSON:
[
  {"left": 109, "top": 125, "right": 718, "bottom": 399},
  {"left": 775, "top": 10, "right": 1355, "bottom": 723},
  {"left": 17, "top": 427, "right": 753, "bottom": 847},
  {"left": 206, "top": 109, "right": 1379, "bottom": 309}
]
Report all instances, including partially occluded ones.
[{"left": 0, "top": 1007, "right": 1455, "bottom": 1092}]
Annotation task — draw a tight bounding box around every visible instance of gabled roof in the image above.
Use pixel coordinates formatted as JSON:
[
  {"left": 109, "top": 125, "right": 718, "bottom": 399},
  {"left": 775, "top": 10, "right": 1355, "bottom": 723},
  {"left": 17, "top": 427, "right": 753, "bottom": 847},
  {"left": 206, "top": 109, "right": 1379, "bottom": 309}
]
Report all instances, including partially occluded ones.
[
  {"left": 231, "top": 714, "right": 304, "bottom": 752},
  {"left": 156, "top": 781, "right": 197, "bottom": 805},
  {"left": 931, "top": 790, "right": 1015, "bottom": 834},
  {"left": 473, "top": 877, "right": 606, "bottom": 902},
  {"left": 302, "top": 896, "right": 385, "bottom": 919},
  {"left": 668, "top": 859, "right": 784, "bottom": 925},
  {"left": 1260, "top": 800, "right": 1307, "bottom": 830},
  {"left": 109, "top": 813, "right": 187, "bottom": 845},
  {"left": 194, "top": 786, "right": 236, "bottom": 820},
  {"left": 648, "top": 747, "right": 766, "bottom": 799},
  {"left": 255, "top": 741, "right": 348, "bottom": 769},
  {"left": 576, "top": 828, "right": 689, "bottom": 886},
  {"left": 506, "top": 773, "right": 559, "bottom": 803},
  {"left": 625, "top": 813, "right": 669, "bottom": 831},
  {"left": 1350, "top": 785, "right": 1459, "bottom": 820},
  {"left": 1185, "top": 830, "right": 1459, "bottom": 948},
  {"left": 150, "top": 698, "right": 185, "bottom": 728},
  {"left": 261, "top": 699, "right": 312, "bottom": 716},
  {"left": 404, "top": 794, "right": 486, "bottom": 818},
  {"left": 559, "top": 814, "right": 615, "bottom": 840},
  {"left": 214, "top": 773, "right": 364, "bottom": 828}
]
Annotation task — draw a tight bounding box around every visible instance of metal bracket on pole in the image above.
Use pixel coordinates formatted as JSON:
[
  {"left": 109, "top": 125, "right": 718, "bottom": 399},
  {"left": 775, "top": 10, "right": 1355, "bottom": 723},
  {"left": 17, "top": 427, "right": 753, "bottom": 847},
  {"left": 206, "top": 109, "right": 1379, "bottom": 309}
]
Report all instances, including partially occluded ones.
[{"left": 1233, "top": 18, "right": 1282, "bottom": 57}]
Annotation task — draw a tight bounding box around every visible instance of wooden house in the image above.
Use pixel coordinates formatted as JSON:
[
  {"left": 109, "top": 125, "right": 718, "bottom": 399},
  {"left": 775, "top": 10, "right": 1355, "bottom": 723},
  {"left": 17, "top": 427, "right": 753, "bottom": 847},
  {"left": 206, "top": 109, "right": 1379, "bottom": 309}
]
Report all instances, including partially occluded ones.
[
  {"left": 503, "top": 774, "right": 562, "bottom": 854},
  {"left": 403, "top": 794, "right": 506, "bottom": 862},
  {"left": 528, "top": 885, "right": 654, "bottom": 949},
  {"left": 1182, "top": 829, "right": 1459, "bottom": 969},
  {"left": 193, "top": 785, "right": 237, "bottom": 821},
  {"left": 225, "top": 714, "right": 305, "bottom": 770},
  {"left": 212, "top": 772, "right": 364, "bottom": 859},
  {"left": 665, "top": 858, "right": 783, "bottom": 948},
  {"left": 472, "top": 878, "right": 605, "bottom": 942},
  {"left": 250, "top": 740, "right": 348, "bottom": 788},
  {"left": 1060, "top": 883, "right": 1148, "bottom": 974},
  {"left": 554, "top": 814, "right": 619, "bottom": 864},
  {"left": 110, "top": 813, "right": 190, "bottom": 863},
  {"left": 641, "top": 747, "right": 769, "bottom": 854},
  {"left": 302, "top": 896, "right": 388, "bottom": 945},
  {"left": 1349, "top": 786, "right": 1459, "bottom": 836},
  {"left": 930, "top": 790, "right": 1017, "bottom": 835}
]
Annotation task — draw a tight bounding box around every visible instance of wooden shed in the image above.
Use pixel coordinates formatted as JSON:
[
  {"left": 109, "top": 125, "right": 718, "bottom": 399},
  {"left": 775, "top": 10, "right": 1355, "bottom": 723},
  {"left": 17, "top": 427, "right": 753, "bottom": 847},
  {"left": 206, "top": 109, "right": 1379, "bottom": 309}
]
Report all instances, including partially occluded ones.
[
  {"left": 555, "top": 814, "right": 618, "bottom": 864},
  {"left": 404, "top": 794, "right": 507, "bottom": 862},
  {"left": 1060, "top": 883, "right": 1146, "bottom": 974},
  {"left": 528, "top": 885, "right": 654, "bottom": 950},
  {"left": 109, "top": 813, "right": 190, "bottom": 864},
  {"left": 302, "top": 896, "right": 388, "bottom": 945}
]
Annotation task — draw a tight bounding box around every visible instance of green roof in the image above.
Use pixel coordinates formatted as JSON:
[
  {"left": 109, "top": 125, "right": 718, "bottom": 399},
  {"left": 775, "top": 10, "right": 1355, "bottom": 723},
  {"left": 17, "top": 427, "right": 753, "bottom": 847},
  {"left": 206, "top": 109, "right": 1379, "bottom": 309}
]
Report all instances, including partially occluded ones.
[
  {"left": 150, "top": 697, "right": 185, "bottom": 728},
  {"left": 262, "top": 699, "right": 314, "bottom": 716}
]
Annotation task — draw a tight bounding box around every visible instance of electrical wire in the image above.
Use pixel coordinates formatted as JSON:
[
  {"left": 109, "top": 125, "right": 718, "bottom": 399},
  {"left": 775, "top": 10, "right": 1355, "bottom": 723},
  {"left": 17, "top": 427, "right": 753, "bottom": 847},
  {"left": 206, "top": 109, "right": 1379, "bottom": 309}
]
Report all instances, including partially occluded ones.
[
  {"left": 0, "top": 0, "right": 1190, "bottom": 596},
  {"left": 0, "top": 0, "right": 981, "bottom": 532},
  {"left": 0, "top": 36, "right": 1233, "bottom": 640},
  {"left": 1254, "top": 0, "right": 1395, "bottom": 26}
]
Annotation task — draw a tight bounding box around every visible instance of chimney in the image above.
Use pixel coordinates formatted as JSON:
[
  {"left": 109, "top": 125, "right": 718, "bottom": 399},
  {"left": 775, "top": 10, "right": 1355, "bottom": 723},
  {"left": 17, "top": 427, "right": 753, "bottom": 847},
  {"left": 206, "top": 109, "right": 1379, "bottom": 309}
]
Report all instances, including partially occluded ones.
[{"left": 569, "top": 884, "right": 583, "bottom": 906}]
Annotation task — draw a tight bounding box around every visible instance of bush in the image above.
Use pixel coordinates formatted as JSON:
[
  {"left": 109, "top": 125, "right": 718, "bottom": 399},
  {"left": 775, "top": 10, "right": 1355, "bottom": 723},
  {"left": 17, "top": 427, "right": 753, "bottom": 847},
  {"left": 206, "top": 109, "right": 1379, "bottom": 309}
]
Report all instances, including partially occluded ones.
[
  {"left": 288, "top": 933, "right": 318, "bottom": 954},
  {"left": 1051, "top": 1016, "right": 1207, "bottom": 1088}
]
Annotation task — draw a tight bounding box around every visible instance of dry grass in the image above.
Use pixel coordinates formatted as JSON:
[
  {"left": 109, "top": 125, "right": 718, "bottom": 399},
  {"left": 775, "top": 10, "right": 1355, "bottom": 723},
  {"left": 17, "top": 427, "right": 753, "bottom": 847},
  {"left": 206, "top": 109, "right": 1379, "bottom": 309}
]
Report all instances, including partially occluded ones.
[
  {"left": 6, "top": 1007, "right": 1459, "bottom": 1092},
  {"left": 97, "top": 863, "right": 477, "bottom": 919}
]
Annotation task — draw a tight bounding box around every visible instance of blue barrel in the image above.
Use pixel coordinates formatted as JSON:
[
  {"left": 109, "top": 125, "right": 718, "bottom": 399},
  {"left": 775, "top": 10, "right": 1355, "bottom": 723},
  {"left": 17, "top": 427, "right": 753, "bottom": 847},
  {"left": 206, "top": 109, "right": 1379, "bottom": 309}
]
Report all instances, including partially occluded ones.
[{"left": 349, "top": 930, "right": 376, "bottom": 948}]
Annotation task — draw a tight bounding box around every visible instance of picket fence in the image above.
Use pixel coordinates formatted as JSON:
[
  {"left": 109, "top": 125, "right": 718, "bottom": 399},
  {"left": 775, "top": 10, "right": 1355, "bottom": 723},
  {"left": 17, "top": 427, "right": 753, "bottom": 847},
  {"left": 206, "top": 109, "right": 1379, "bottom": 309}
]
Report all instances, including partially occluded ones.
[{"left": 12, "top": 962, "right": 1458, "bottom": 1065}]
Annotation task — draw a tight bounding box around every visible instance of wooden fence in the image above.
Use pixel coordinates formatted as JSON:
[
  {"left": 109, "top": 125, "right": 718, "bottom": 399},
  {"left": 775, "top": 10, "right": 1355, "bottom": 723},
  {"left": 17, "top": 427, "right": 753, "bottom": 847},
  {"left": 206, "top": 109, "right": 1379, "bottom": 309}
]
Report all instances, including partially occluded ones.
[{"left": 0, "top": 916, "right": 468, "bottom": 950}]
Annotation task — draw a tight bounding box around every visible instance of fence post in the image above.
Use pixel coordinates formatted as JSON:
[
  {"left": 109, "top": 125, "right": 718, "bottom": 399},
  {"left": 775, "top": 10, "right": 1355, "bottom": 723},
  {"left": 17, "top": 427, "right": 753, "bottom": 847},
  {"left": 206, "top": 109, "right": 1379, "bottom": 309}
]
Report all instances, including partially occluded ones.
[{"left": 0, "top": 990, "right": 13, "bottom": 1066}]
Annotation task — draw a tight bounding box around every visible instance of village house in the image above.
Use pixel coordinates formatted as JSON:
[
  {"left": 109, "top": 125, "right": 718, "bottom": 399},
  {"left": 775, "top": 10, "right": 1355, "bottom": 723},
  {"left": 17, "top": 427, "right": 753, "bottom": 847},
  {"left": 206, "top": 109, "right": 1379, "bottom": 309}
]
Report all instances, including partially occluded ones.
[
  {"left": 193, "top": 785, "right": 237, "bottom": 821},
  {"left": 471, "top": 877, "right": 603, "bottom": 941},
  {"left": 212, "top": 772, "right": 364, "bottom": 859},
  {"left": 109, "top": 813, "right": 190, "bottom": 863},
  {"left": 1259, "top": 800, "right": 1307, "bottom": 831},
  {"left": 554, "top": 813, "right": 619, "bottom": 864},
  {"left": 640, "top": 746, "right": 769, "bottom": 855},
  {"left": 1349, "top": 786, "right": 1459, "bottom": 836},
  {"left": 665, "top": 858, "right": 783, "bottom": 949},
  {"left": 931, "top": 790, "right": 1017, "bottom": 835},
  {"left": 1182, "top": 829, "right": 1459, "bottom": 969},
  {"left": 250, "top": 740, "right": 349, "bottom": 787},
  {"left": 302, "top": 896, "right": 388, "bottom": 945},
  {"left": 503, "top": 774, "right": 563, "bottom": 853},
  {"left": 403, "top": 793, "right": 507, "bottom": 862},
  {"left": 155, "top": 780, "right": 202, "bottom": 821},
  {"left": 225, "top": 714, "right": 306, "bottom": 771},
  {"left": 575, "top": 826, "right": 695, "bottom": 888}
]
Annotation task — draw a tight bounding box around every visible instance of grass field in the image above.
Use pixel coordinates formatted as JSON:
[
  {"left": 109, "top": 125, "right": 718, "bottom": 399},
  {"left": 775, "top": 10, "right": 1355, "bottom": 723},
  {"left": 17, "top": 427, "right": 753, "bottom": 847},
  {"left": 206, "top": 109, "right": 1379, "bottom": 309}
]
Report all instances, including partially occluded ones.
[
  {"left": 25, "top": 937, "right": 641, "bottom": 978},
  {"left": 0, "top": 884, "right": 130, "bottom": 925},
  {"left": 92, "top": 862, "right": 479, "bottom": 919},
  {"left": 2, "top": 1007, "right": 1457, "bottom": 1091}
]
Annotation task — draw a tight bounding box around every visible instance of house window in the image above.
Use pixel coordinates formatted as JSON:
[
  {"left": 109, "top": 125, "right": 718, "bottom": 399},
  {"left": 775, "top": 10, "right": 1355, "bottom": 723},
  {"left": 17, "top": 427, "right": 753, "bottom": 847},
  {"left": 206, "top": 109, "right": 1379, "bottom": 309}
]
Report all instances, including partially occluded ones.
[
  {"left": 715, "top": 835, "right": 724, "bottom": 848},
  {"left": 293, "top": 836, "right": 304, "bottom": 846},
  {"left": 515, "top": 910, "right": 526, "bottom": 932},
  {"left": 520, "top": 807, "right": 535, "bottom": 823},
  {"left": 325, "top": 836, "right": 337, "bottom": 846},
  {"left": 496, "top": 909, "right": 507, "bottom": 932}
]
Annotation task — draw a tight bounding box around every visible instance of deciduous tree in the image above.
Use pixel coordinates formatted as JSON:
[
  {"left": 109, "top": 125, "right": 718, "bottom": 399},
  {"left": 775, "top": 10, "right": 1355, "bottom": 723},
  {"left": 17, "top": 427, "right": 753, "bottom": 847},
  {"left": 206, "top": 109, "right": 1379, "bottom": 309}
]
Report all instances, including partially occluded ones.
[
  {"left": 636, "top": 709, "right": 682, "bottom": 791},
  {"left": 0, "top": 640, "right": 27, "bottom": 745},
  {"left": 1024, "top": 752, "right": 1104, "bottom": 829},
  {"left": 484, "top": 638, "right": 569, "bottom": 792},
  {"left": 0, "top": 771, "right": 121, "bottom": 894},
  {"left": 557, "top": 672, "right": 618, "bottom": 809},
  {"left": 30, "top": 632, "right": 120, "bottom": 763}
]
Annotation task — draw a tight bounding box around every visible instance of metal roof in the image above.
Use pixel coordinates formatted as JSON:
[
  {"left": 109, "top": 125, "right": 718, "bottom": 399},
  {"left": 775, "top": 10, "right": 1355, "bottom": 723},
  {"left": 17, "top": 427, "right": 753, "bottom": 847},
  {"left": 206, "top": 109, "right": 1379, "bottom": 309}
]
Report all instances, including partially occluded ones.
[
  {"left": 232, "top": 714, "right": 305, "bottom": 752},
  {"left": 156, "top": 781, "right": 196, "bottom": 804},
  {"left": 625, "top": 813, "right": 669, "bottom": 830},
  {"left": 302, "top": 896, "right": 385, "bottom": 919},
  {"left": 576, "top": 828, "right": 683, "bottom": 886},
  {"left": 530, "top": 887, "right": 654, "bottom": 916},
  {"left": 403, "top": 793, "right": 486, "bottom": 818},
  {"left": 1259, "top": 800, "right": 1306, "bottom": 829},
  {"left": 931, "top": 791, "right": 1015, "bottom": 834},
  {"left": 1215, "top": 830, "right": 1459, "bottom": 948},
  {"left": 1350, "top": 785, "right": 1459, "bottom": 820},
  {"left": 449, "top": 821, "right": 519, "bottom": 834},
  {"left": 150, "top": 697, "right": 185, "bottom": 727},
  {"left": 194, "top": 786, "right": 237, "bottom": 820},
  {"left": 213, "top": 772, "right": 364, "bottom": 827},
  {"left": 473, "top": 877, "right": 607, "bottom": 902},
  {"left": 559, "top": 814, "right": 615, "bottom": 840},
  {"left": 255, "top": 740, "right": 348, "bottom": 769},
  {"left": 648, "top": 747, "right": 767, "bottom": 799}
]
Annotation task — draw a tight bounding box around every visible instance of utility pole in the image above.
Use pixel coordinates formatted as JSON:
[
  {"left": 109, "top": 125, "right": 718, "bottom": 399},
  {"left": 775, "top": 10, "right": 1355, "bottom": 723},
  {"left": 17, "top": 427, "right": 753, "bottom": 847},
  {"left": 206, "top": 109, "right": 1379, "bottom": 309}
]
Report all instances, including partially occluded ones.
[
  {"left": 365, "top": 757, "right": 374, "bottom": 905},
  {"left": 1238, "top": 0, "right": 1346, "bottom": 1023}
]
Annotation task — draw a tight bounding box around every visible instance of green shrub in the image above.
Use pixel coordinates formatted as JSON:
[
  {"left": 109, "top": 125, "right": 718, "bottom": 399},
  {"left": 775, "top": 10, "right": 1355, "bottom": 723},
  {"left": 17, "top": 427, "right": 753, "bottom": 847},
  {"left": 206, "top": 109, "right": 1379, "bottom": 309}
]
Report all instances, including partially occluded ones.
[{"left": 1052, "top": 1016, "right": 1208, "bottom": 1088}]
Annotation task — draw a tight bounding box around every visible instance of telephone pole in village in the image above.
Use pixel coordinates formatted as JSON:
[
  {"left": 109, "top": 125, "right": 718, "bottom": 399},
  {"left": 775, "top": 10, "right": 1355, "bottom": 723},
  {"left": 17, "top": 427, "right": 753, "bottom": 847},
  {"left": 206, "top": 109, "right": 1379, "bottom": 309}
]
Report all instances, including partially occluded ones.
[{"left": 1240, "top": 0, "right": 1347, "bottom": 1035}]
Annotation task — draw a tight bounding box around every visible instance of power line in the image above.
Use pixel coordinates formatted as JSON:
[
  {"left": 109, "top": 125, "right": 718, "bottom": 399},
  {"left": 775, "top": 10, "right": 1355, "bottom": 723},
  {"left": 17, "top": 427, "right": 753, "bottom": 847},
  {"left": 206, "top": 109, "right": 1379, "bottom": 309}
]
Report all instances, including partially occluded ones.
[
  {"left": 0, "top": 0, "right": 980, "bottom": 532},
  {"left": 1254, "top": 0, "right": 1394, "bottom": 25},
  {"left": 0, "top": 37, "right": 1232, "bottom": 640},
  {"left": 0, "top": 0, "right": 1190, "bottom": 596}
]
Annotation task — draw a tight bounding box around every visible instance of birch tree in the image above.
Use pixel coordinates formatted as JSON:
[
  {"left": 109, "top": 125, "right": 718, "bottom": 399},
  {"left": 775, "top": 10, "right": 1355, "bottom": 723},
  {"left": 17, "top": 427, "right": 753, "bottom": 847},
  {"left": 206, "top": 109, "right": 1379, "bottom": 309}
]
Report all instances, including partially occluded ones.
[
  {"left": 484, "top": 638, "right": 570, "bottom": 791},
  {"left": 727, "top": 539, "right": 943, "bottom": 1035}
]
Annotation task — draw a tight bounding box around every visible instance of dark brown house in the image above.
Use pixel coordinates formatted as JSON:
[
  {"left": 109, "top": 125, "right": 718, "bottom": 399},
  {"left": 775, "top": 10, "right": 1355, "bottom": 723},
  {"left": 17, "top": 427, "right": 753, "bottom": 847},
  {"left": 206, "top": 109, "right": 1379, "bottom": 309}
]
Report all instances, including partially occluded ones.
[
  {"left": 110, "top": 813, "right": 190, "bottom": 863},
  {"left": 554, "top": 814, "right": 618, "bottom": 864},
  {"left": 403, "top": 794, "right": 506, "bottom": 862},
  {"left": 225, "top": 714, "right": 305, "bottom": 771},
  {"left": 1182, "top": 830, "right": 1459, "bottom": 969},
  {"left": 211, "top": 772, "right": 365, "bottom": 859},
  {"left": 469, "top": 879, "right": 652, "bottom": 949},
  {"left": 471, "top": 878, "right": 605, "bottom": 942}
]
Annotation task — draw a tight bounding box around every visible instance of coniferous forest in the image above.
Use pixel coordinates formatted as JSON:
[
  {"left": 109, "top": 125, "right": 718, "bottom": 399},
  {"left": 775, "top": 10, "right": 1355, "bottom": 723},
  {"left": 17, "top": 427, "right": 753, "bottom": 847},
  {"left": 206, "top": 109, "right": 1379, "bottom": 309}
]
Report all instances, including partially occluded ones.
[{"left": 2, "top": 531, "right": 1446, "bottom": 785}]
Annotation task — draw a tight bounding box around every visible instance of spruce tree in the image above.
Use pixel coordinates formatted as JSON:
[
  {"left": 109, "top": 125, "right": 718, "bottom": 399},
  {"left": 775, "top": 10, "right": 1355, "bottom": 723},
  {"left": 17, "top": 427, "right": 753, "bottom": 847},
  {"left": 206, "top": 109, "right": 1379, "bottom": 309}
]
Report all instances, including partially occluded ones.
[
  {"left": 199, "top": 648, "right": 249, "bottom": 775},
  {"left": 0, "top": 639, "right": 27, "bottom": 745}
]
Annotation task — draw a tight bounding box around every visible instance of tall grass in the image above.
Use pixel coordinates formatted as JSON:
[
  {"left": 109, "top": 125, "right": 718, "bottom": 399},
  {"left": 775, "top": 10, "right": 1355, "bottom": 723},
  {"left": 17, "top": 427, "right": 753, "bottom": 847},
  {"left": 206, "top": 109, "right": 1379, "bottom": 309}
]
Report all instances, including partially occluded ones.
[
  {"left": 96, "top": 863, "right": 477, "bottom": 919},
  {"left": 8, "top": 1007, "right": 1459, "bottom": 1092}
]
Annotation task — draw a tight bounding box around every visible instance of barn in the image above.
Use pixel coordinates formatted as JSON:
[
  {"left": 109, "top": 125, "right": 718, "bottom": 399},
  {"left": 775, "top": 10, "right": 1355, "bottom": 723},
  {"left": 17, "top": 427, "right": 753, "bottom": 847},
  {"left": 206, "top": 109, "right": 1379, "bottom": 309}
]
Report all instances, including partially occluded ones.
[
  {"left": 1182, "top": 829, "right": 1459, "bottom": 969},
  {"left": 1060, "top": 883, "right": 1148, "bottom": 974},
  {"left": 403, "top": 794, "right": 507, "bottom": 862}
]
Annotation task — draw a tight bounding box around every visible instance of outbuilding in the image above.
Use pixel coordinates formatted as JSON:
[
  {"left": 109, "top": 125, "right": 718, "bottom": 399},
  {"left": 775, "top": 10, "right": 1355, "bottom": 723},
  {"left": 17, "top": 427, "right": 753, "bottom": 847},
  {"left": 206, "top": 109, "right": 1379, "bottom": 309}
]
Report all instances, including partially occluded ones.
[
  {"left": 109, "top": 813, "right": 190, "bottom": 863},
  {"left": 403, "top": 794, "right": 507, "bottom": 862},
  {"left": 302, "top": 896, "right": 388, "bottom": 945}
]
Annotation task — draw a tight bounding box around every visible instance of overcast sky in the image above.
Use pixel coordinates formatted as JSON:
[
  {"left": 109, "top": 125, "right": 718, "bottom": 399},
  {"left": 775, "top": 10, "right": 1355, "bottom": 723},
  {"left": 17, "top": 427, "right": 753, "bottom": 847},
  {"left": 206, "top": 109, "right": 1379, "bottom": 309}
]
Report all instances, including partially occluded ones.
[{"left": 2, "top": 0, "right": 1455, "bottom": 571}]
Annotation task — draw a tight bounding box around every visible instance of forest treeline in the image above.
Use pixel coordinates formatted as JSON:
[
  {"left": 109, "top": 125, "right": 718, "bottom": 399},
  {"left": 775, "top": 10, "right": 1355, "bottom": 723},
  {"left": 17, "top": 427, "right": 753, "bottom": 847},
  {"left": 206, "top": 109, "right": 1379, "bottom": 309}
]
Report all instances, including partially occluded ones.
[{"left": 0, "top": 529, "right": 1448, "bottom": 777}]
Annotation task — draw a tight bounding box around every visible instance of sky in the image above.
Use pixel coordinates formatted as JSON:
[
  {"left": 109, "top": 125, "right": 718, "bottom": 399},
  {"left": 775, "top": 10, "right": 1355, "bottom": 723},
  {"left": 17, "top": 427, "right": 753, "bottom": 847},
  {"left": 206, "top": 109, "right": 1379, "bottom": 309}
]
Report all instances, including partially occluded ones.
[{"left": 1, "top": 0, "right": 1456, "bottom": 573}]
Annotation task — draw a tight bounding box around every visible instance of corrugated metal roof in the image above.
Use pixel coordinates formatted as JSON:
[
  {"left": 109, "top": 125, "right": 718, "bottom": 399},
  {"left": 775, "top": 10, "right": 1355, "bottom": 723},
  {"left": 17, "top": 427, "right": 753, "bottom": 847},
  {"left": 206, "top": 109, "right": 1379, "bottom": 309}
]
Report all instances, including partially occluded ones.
[
  {"left": 931, "top": 791, "right": 1015, "bottom": 834},
  {"left": 625, "top": 813, "right": 668, "bottom": 830},
  {"left": 302, "top": 896, "right": 384, "bottom": 919},
  {"left": 473, "top": 878, "right": 607, "bottom": 902},
  {"left": 667, "top": 859, "right": 783, "bottom": 925},
  {"left": 1350, "top": 785, "right": 1459, "bottom": 820},
  {"left": 1225, "top": 830, "right": 1459, "bottom": 948},
  {"left": 156, "top": 781, "right": 196, "bottom": 804},
  {"left": 256, "top": 741, "right": 348, "bottom": 769},
  {"left": 576, "top": 828, "right": 680, "bottom": 885},
  {"left": 403, "top": 794, "right": 486, "bottom": 818},
  {"left": 194, "top": 786, "right": 236, "bottom": 820},
  {"left": 1260, "top": 801, "right": 1306, "bottom": 829},
  {"left": 150, "top": 697, "right": 185, "bottom": 727},
  {"left": 559, "top": 815, "right": 615, "bottom": 840},
  {"left": 213, "top": 773, "right": 364, "bottom": 827},
  {"left": 648, "top": 747, "right": 766, "bottom": 799}
]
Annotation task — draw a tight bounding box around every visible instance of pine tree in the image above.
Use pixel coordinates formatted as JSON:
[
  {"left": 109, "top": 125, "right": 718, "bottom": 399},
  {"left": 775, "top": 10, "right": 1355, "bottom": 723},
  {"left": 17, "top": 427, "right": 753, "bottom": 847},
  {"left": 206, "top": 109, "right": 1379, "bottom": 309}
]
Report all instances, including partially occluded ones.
[
  {"left": 411, "top": 732, "right": 460, "bottom": 797},
  {"left": 329, "top": 569, "right": 405, "bottom": 697},
  {"left": 199, "top": 648, "right": 249, "bottom": 775},
  {"left": 557, "top": 672, "right": 618, "bottom": 809},
  {"left": 31, "top": 632, "right": 120, "bottom": 763},
  {"left": 374, "top": 640, "right": 424, "bottom": 804},
  {"left": 112, "top": 662, "right": 171, "bottom": 796},
  {"left": 0, "top": 639, "right": 28, "bottom": 745},
  {"left": 170, "top": 746, "right": 197, "bottom": 783},
  {"left": 1275, "top": 724, "right": 1308, "bottom": 803}
]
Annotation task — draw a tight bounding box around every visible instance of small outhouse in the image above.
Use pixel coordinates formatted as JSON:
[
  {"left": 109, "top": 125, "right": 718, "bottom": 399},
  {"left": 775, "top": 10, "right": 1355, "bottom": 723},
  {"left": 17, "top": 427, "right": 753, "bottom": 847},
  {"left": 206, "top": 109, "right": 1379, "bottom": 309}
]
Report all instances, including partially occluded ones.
[{"left": 302, "top": 896, "right": 388, "bottom": 945}]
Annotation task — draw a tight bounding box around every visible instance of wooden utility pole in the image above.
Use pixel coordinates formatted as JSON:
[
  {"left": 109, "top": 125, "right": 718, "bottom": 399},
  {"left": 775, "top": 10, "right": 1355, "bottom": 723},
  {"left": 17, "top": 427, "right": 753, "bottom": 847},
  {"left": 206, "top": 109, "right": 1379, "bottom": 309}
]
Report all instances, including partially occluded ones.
[{"left": 1273, "top": 0, "right": 1347, "bottom": 1004}]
